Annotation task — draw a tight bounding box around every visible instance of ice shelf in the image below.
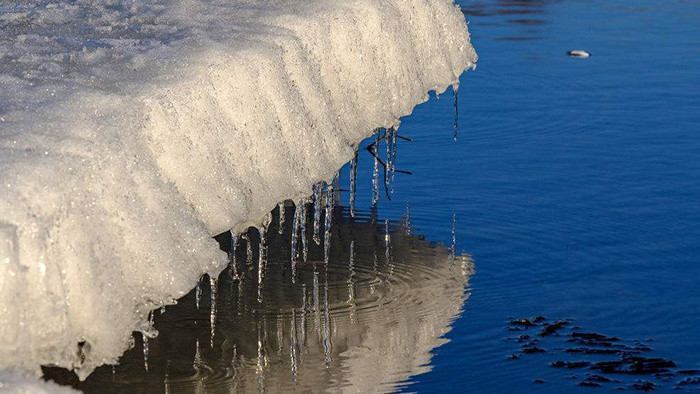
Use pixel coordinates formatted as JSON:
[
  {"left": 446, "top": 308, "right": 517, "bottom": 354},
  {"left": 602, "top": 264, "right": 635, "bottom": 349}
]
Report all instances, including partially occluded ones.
[{"left": 0, "top": 0, "right": 476, "bottom": 380}]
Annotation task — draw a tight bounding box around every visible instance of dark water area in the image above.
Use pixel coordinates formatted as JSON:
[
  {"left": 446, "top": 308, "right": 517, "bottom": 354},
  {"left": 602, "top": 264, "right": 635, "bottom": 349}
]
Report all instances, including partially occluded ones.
[{"left": 45, "top": 0, "right": 700, "bottom": 392}]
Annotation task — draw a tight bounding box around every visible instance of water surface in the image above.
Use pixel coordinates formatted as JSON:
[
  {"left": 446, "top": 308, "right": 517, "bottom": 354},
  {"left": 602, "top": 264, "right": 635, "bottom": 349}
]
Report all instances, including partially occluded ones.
[{"left": 44, "top": 209, "right": 473, "bottom": 392}]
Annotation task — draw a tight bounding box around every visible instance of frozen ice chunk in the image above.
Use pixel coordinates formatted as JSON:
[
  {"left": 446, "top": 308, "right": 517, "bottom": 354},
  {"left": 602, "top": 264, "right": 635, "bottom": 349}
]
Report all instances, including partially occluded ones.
[{"left": 0, "top": 0, "right": 477, "bottom": 380}]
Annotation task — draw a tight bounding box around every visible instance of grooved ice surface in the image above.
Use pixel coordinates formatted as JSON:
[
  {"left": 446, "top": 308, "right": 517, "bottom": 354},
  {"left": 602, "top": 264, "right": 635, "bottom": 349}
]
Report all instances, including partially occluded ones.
[{"left": 0, "top": 0, "right": 476, "bottom": 380}]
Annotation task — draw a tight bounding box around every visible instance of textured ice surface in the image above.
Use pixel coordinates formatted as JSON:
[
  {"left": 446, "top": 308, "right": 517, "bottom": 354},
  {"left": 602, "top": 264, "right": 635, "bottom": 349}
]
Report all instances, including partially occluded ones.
[
  {"left": 0, "top": 369, "right": 79, "bottom": 393},
  {"left": 0, "top": 0, "right": 476, "bottom": 380}
]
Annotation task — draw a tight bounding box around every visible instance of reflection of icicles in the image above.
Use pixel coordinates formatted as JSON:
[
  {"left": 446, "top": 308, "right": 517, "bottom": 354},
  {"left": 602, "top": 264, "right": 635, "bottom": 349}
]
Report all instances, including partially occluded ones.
[
  {"left": 290, "top": 309, "right": 298, "bottom": 383},
  {"left": 349, "top": 149, "right": 358, "bottom": 218},
  {"left": 195, "top": 276, "right": 202, "bottom": 309},
  {"left": 385, "top": 219, "right": 391, "bottom": 247},
  {"left": 453, "top": 84, "right": 459, "bottom": 141},
  {"left": 300, "top": 202, "right": 308, "bottom": 263},
  {"left": 229, "top": 232, "right": 239, "bottom": 280},
  {"left": 164, "top": 361, "right": 171, "bottom": 394},
  {"left": 313, "top": 269, "right": 322, "bottom": 352},
  {"left": 258, "top": 226, "right": 267, "bottom": 303},
  {"left": 322, "top": 273, "right": 332, "bottom": 366},
  {"left": 276, "top": 315, "right": 283, "bottom": 358},
  {"left": 290, "top": 202, "right": 300, "bottom": 281},
  {"left": 402, "top": 202, "right": 412, "bottom": 235},
  {"left": 347, "top": 239, "right": 356, "bottom": 323},
  {"left": 324, "top": 179, "right": 334, "bottom": 265},
  {"left": 278, "top": 202, "right": 285, "bottom": 234},
  {"left": 160, "top": 306, "right": 166, "bottom": 314},
  {"left": 210, "top": 276, "right": 217, "bottom": 348},
  {"left": 385, "top": 219, "right": 393, "bottom": 272},
  {"left": 451, "top": 213, "right": 457, "bottom": 260},
  {"left": 193, "top": 338, "right": 202, "bottom": 373},
  {"left": 312, "top": 270, "right": 320, "bottom": 313},
  {"left": 300, "top": 284, "right": 307, "bottom": 353},
  {"left": 256, "top": 321, "right": 265, "bottom": 393},
  {"left": 313, "top": 183, "right": 322, "bottom": 244},
  {"left": 193, "top": 339, "right": 205, "bottom": 394}
]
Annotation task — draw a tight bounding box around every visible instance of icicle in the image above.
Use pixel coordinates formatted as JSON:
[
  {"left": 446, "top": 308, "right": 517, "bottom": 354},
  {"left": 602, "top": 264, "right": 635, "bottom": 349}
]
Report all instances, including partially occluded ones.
[
  {"left": 210, "top": 276, "right": 217, "bottom": 348},
  {"left": 313, "top": 183, "right": 322, "bottom": 244},
  {"left": 300, "top": 202, "right": 308, "bottom": 263},
  {"left": 451, "top": 213, "right": 457, "bottom": 260},
  {"left": 141, "top": 311, "right": 153, "bottom": 372},
  {"left": 244, "top": 232, "right": 253, "bottom": 270},
  {"left": 385, "top": 128, "right": 395, "bottom": 194},
  {"left": 111, "top": 365, "right": 116, "bottom": 379},
  {"left": 195, "top": 276, "right": 202, "bottom": 309},
  {"left": 142, "top": 337, "right": 149, "bottom": 371},
  {"left": 390, "top": 128, "right": 398, "bottom": 193},
  {"left": 371, "top": 130, "right": 381, "bottom": 208},
  {"left": 278, "top": 202, "right": 285, "bottom": 235},
  {"left": 349, "top": 149, "right": 358, "bottom": 218},
  {"left": 230, "top": 232, "right": 239, "bottom": 281},
  {"left": 324, "top": 178, "right": 334, "bottom": 265},
  {"left": 290, "top": 201, "right": 300, "bottom": 281},
  {"left": 258, "top": 226, "right": 267, "bottom": 303},
  {"left": 333, "top": 172, "right": 341, "bottom": 205},
  {"left": 453, "top": 84, "right": 459, "bottom": 141}
]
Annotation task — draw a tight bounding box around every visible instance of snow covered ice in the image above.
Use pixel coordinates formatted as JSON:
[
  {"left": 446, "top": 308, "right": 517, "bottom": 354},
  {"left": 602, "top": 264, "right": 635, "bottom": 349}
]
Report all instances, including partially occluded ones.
[{"left": 0, "top": 0, "right": 476, "bottom": 382}]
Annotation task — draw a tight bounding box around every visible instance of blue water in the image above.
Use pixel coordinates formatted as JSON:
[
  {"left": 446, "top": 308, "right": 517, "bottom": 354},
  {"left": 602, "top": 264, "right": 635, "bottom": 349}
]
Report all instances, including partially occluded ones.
[{"left": 346, "top": 0, "right": 700, "bottom": 391}]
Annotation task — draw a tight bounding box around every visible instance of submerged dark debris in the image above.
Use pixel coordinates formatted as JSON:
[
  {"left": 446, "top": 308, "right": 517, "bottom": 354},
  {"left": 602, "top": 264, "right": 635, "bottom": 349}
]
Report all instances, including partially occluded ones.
[{"left": 505, "top": 316, "right": 700, "bottom": 391}]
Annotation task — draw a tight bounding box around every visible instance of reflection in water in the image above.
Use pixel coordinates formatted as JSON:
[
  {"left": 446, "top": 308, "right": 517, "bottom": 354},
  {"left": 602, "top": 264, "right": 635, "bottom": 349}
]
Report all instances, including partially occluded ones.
[
  {"left": 44, "top": 207, "right": 474, "bottom": 393},
  {"left": 461, "top": 0, "right": 547, "bottom": 41}
]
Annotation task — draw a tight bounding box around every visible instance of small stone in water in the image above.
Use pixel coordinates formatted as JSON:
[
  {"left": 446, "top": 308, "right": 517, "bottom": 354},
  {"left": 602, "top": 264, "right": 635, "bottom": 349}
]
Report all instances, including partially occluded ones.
[{"left": 568, "top": 50, "right": 591, "bottom": 58}]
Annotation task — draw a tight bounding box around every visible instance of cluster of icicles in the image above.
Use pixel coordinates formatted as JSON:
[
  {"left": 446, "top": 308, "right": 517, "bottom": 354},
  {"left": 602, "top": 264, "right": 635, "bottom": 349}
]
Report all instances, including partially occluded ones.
[
  {"left": 133, "top": 83, "right": 466, "bottom": 370},
  {"left": 134, "top": 125, "right": 420, "bottom": 370}
]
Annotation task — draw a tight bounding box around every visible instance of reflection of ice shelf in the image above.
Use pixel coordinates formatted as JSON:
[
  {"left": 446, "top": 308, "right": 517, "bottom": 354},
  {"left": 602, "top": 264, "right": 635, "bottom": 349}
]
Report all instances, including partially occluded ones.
[{"left": 0, "top": 0, "right": 476, "bottom": 380}]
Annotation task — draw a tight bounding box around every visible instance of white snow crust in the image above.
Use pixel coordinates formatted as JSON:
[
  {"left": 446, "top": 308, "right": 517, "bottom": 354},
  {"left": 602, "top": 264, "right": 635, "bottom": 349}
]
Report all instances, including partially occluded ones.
[
  {"left": 0, "top": 0, "right": 476, "bottom": 380},
  {"left": 0, "top": 369, "right": 79, "bottom": 394}
]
